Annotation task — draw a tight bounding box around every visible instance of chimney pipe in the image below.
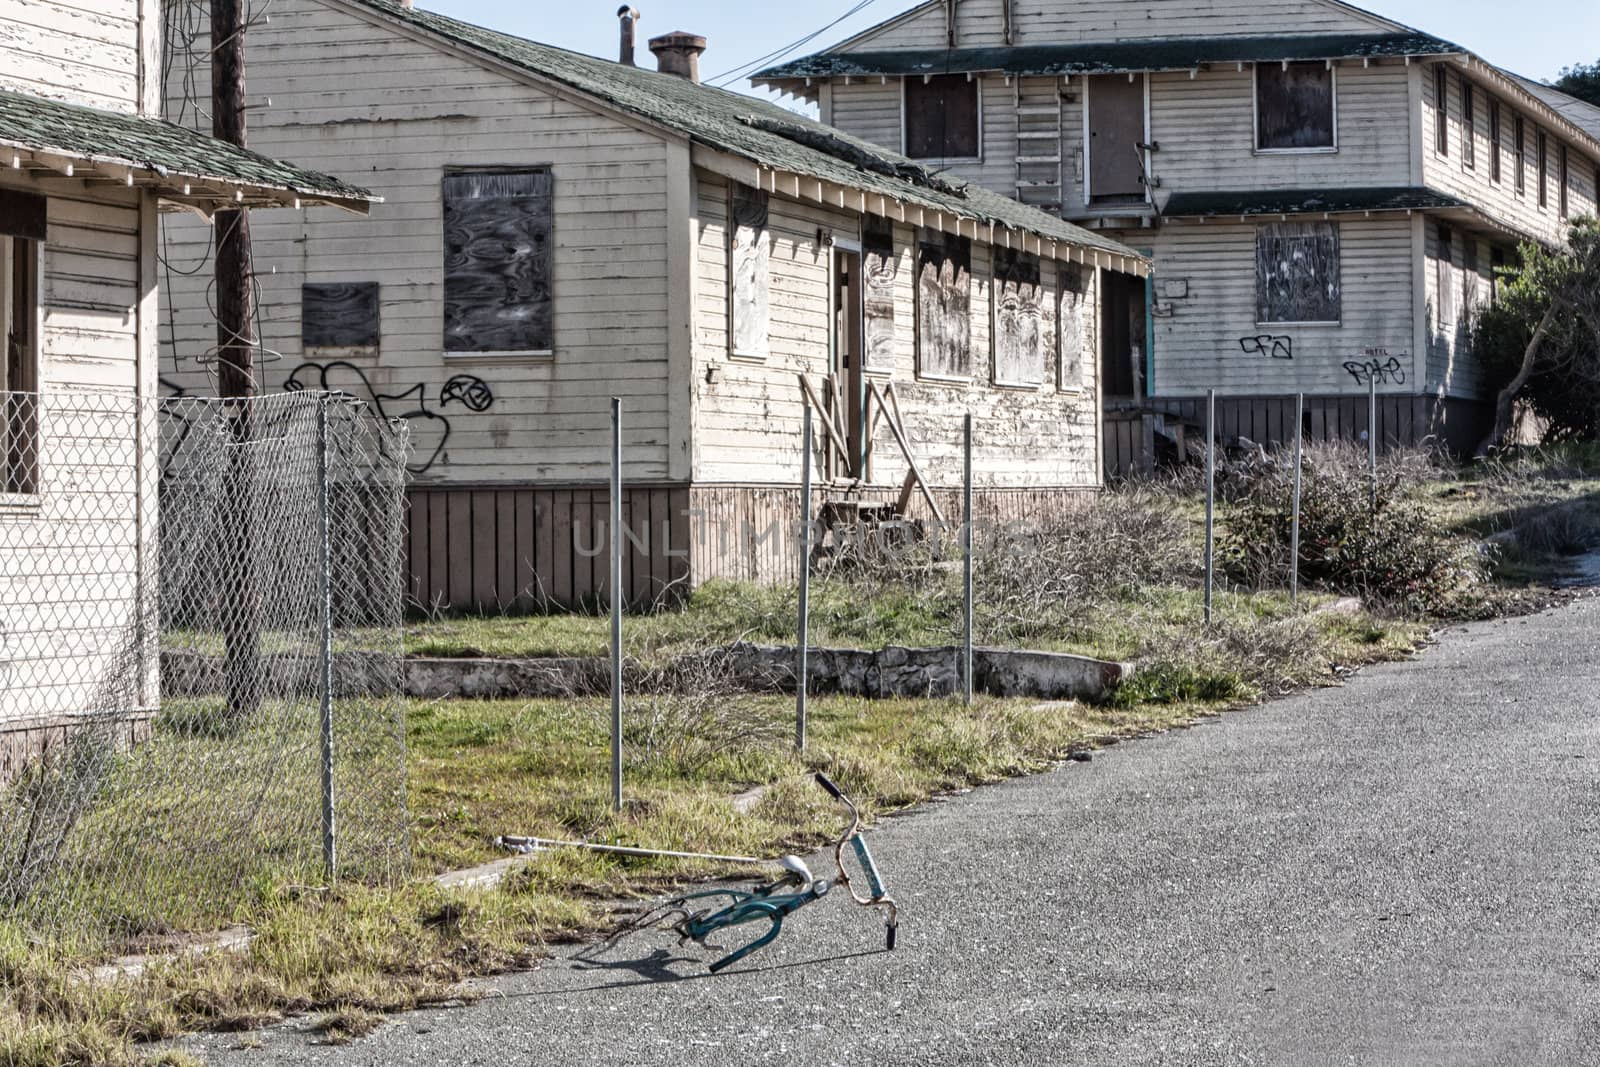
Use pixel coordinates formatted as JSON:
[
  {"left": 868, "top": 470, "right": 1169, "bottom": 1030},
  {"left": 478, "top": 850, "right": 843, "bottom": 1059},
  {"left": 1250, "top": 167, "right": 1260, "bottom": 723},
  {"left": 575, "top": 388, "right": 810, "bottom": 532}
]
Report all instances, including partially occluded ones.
[
  {"left": 649, "top": 31, "right": 707, "bottom": 82},
  {"left": 618, "top": 6, "right": 640, "bottom": 66}
]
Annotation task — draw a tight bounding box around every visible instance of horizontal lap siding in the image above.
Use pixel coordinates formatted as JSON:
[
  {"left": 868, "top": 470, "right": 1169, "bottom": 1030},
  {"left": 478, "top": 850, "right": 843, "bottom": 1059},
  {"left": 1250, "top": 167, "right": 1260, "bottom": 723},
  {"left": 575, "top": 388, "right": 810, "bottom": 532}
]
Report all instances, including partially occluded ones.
[
  {"left": 0, "top": 0, "right": 141, "bottom": 111},
  {"left": 837, "top": 0, "right": 1391, "bottom": 51},
  {"left": 692, "top": 169, "right": 1101, "bottom": 501},
  {"left": 1424, "top": 220, "right": 1494, "bottom": 399},
  {"left": 1, "top": 185, "right": 150, "bottom": 724},
  {"left": 1151, "top": 64, "right": 1412, "bottom": 193},
  {"left": 159, "top": 0, "right": 675, "bottom": 486},
  {"left": 1421, "top": 62, "right": 1600, "bottom": 248},
  {"left": 1139, "top": 216, "right": 1415, "bottom": 395}
]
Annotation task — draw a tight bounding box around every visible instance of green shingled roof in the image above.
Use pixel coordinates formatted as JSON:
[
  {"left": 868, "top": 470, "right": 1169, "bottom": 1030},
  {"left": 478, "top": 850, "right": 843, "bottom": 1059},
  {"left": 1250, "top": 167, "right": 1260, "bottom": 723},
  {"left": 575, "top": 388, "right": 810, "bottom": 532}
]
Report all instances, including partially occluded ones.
[
  {"left": 0, "top": 88, "right": 373, "bottom": 209},
  {"left": 1161, "top": 187, "right": 1468, "bottom": 218},
  {"left": 754, "top": 32, "right": 1460, "bottom": 81},
  {"left": 340, "top": 0, "right": 1142, "bottom": 262}
]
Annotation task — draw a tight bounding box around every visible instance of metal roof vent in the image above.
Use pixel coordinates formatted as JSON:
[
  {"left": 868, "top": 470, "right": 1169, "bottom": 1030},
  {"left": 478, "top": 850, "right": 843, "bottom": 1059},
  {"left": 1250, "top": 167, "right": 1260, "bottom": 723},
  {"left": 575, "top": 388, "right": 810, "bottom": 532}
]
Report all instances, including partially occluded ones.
[
  {"left": 618, "top": 7, "right": 641, "bottom": 66},
  {"left": 649, "top": 31, "right": 706, "bottom": 82}
]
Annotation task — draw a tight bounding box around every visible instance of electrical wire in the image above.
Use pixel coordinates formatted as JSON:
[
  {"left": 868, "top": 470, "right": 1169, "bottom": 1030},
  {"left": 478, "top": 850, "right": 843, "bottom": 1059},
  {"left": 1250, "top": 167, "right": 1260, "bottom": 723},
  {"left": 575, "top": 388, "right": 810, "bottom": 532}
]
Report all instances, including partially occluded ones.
[{"left": 705, "top": 0, "right": 881, "bottom": 88}]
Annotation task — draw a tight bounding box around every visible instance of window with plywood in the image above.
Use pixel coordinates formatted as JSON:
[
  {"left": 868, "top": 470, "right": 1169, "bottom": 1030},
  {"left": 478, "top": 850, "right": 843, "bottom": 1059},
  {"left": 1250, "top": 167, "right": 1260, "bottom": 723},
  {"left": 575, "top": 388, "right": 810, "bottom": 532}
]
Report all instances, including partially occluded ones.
[
  {"left": 1256, "top": 61, "right": 1336, "bottom": 150},
  {"left": 728, "top": 182, "right": 771, "bottom": 361},
  {"left": 1255, "top": 221, "right": 1340, "bottom": 324},
  {"left": 442, "top": 169, "right": 553, "bottom": 354},
  {"left": 915, "top": 230, "right": 971, "bottom": 380},
  {"left": 992, "top": 248, "right": 1044, "bottom": 388},
  {"left": 904, "top": 75, "right": 979, "bottom": 160}
]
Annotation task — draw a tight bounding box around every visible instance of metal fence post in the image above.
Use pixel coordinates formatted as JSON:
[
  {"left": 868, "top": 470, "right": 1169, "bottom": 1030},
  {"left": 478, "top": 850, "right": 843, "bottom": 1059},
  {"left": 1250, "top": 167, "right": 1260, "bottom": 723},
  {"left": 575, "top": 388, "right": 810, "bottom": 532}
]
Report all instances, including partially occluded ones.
[
  {"left": 317, "top": 393, "right": 336, "bottom": 881},
  {"left": 797, "top": 405, "right": 812, "bottom": 752},
  {"left": 1291, "top": 392, "right": 1303, "bottom": 607},
  {"left": 1368, "top": 376, "right": 1378, "bottom": 513},
  {"left": 962, "top": 410, "right": 973, "bottom": 707},
  {"left": 1204, "top": 388, "right": 1216, "bottom": 626},
  {"left": 610, "top": 397, "right": 623, "bottom": 812}
]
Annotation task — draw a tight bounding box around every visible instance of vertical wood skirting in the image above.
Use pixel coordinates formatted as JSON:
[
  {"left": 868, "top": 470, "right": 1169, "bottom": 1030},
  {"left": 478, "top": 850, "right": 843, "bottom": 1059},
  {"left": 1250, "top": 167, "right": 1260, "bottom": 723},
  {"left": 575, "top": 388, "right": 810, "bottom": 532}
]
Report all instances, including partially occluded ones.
[{"left": 1103, "top": 393, "right": 1492, "bottom": 479}]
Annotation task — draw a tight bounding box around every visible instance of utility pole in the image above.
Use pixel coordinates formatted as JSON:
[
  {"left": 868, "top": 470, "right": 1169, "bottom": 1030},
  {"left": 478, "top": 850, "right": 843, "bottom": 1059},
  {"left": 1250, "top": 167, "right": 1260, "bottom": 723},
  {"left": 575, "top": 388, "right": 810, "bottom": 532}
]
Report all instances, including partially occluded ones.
[{"left": 213, "top": 0, "right": 261, "bottom": 719}]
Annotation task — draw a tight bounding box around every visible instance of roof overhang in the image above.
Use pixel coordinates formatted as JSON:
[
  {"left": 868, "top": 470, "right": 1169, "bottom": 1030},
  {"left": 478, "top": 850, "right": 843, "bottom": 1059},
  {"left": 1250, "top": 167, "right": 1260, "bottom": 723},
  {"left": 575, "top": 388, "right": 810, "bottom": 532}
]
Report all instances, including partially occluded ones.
[
  {"left": 692, "top": 143, "right": 1150, "bottom": 276},
  {"left": 0, "top": 90, "right": 376, "bottom": 216},
  {"left": 755, "top": 32, "right": 1460, "bottom": 99}
]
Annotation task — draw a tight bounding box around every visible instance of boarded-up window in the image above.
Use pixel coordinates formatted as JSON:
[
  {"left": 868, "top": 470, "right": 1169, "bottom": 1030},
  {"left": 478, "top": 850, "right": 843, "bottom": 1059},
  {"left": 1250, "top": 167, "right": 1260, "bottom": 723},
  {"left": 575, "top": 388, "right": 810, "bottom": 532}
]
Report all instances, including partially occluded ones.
[
  {"left": 1515, "top": 115, "right": 1527, "bottom": 193},
  {"left": 1560, "top": 143, "right": 1570, "bottom": 217},
  {"left": 1538, "top": 129, "right": 1549, "bottom": 207},
  {"left": 442, "top": 169, "right": 552, "bottom": 353},
  {"left": 1461, "top": 80, "right": 1475, "bottom": 169},
  {"left": 862, "top": 216, "right": 896, "bottom": 372},
  {"left": 1436, "top": 224, "right": 1455, "bottom": 328},
  {"left": 1057, "top": 262, "right": 1089, "bottom": 391},
  {"left": 1256, "top": 62, "right": 1335, "bottom": 150},
  {"left": 1435, "top": 67, "right": 1449, "bottom": 155},
  {"left": 303, "top": 282, "right": 379, "bottom": 348},
  {"left": 915, "top": 230, "right": 971, "bottom": 379},
  {"left": 1255, "top": 222, "right": 1339, "bottom": 324},
  {"left": 1463, "top": 238, "right": 1479, "bottom": 313},
  {"left": 992, "top": 249, "right": 1043, "bottom": 387},
  {"left": 905, "top": 75, "right": 979, "bottom": 159},
  {"left": 2, "top": 227, "right": 40, "bottom": 495},
  {"left": 728, "top": 183, "right": 770, "bottom": 360},
  {"left": 1489, "top": 99, "right": 1501, "bottom": 183}
]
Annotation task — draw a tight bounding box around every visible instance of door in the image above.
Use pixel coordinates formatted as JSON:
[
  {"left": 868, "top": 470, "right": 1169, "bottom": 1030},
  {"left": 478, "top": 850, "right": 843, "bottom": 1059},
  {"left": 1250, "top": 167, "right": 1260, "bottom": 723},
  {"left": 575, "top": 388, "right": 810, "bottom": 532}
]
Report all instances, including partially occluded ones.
[
  {"left": 833, "top": 247, "right": 865, "bottom": 476},
  {"left": 1087, "top": 75, "right": 1145, "bottom": 202},
  {"left": 1099, "top": 269, "right": 1147, "bottom": 400}
]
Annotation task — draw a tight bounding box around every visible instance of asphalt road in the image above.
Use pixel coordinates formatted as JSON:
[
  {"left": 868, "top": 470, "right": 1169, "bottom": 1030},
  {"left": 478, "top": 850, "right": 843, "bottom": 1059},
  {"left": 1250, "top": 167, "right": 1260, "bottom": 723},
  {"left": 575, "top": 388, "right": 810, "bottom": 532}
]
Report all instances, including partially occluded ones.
[{"left": 185, "top": 598, "right": 1600, "bottom": 1066}]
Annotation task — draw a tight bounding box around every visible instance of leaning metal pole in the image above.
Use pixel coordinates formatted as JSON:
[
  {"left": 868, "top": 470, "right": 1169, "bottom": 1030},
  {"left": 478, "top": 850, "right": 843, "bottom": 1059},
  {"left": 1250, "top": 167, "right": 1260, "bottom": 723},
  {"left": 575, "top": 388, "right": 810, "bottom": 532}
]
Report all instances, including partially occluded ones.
[
  {"left": 796, "top": 406, "right": 813, "bottom": 752},
  {"left": 610, "top": 398, "right": 623, "bottom": 813},
  {"left": 962, "top": 411, "right": 973, "bottom": 706},
  {"left": 317, "top": 395, "right": 336, "bottom": 880},
  {"left": 1204, "top": 389, "right": 1216, "bottom": 626},
  {"left": 1368, "top": 375, "right": 1379, "bottom": 513}
]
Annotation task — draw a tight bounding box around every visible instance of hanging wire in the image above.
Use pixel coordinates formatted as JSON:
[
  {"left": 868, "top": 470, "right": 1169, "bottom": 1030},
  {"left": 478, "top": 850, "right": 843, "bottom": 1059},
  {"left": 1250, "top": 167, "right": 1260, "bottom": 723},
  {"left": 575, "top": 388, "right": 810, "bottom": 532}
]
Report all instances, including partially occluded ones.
[{"left": 705, "top": 0, "right": 881, "bottom": 88}]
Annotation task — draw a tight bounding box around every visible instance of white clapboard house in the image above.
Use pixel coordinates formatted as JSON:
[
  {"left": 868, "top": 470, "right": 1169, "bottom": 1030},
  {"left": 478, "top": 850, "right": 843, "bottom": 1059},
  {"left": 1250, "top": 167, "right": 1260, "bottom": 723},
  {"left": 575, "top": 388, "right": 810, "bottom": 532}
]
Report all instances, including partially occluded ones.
[
  {"left": 0, "top": 0, "right": 371, "bottom": 774},
  {"left": 157, "top": 0, "right": 1149, "bottom": 612},
  {"left": 754, "top": 0, "right": 1600, "bottom": 469}
]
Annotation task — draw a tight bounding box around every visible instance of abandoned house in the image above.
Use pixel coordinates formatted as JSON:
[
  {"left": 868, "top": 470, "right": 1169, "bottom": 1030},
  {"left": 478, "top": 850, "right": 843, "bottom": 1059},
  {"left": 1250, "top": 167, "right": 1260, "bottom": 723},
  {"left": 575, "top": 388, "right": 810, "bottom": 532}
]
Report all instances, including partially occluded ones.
[
  {"left": 157, "top": 0, "right": 1150, "bottom": 613},
  {"left": 0, "top": 0, "right": 371, "bottom": 775},
  {"left": 754, "top": 0, "right": 1600, "bottom": 471}
]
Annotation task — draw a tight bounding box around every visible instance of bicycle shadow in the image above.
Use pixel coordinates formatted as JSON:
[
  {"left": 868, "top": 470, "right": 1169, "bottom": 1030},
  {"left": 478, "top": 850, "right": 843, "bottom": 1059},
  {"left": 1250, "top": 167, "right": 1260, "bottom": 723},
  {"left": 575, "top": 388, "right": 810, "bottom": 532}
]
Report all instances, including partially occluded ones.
[{"left": 520, "top": 945, "right": 889, "bottom": 996}]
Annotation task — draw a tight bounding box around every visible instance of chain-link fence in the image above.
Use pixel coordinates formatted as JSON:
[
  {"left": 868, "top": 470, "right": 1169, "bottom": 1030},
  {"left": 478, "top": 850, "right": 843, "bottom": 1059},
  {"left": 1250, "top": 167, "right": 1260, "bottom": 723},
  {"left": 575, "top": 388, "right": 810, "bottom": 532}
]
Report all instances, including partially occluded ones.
[{"left": 0, "top": 390, "right": 409, "bottom": 936}]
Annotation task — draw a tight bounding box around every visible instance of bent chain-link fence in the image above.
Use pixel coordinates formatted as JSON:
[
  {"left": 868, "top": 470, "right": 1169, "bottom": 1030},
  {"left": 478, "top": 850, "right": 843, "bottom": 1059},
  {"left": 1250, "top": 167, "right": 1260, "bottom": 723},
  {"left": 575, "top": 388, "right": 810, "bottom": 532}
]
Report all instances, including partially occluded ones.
[{"left": 0, "top": 390, "right": 409, "bottom": 936}]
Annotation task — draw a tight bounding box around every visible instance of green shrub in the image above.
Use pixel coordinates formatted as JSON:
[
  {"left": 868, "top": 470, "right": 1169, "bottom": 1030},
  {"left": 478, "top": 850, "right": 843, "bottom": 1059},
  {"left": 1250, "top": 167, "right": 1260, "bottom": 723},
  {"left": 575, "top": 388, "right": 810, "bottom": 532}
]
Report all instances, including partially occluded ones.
[{"left": 1221, "top": 452, "right": 1486, "bottom": 616}]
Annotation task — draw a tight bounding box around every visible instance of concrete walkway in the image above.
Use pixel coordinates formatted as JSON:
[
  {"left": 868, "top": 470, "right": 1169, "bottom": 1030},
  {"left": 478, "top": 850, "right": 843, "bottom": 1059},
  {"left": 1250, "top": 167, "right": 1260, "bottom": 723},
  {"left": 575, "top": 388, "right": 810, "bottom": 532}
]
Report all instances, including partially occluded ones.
[{"left": 183, "top": 599, "right": 1600, "bottom": 1065}]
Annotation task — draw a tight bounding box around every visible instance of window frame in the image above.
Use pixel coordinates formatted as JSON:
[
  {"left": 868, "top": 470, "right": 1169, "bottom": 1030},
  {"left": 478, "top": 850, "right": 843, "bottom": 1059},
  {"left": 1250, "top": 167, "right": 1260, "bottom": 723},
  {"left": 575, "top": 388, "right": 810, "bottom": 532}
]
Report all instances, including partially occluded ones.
[
  {"left": 1434, "top": 65, "right": 1449, "bottom": 156},
  {"left": 1514, "top": 114, "right": 1526, "bottom": 194},
  {"left": 440, "top": 166, "right": 556, "bottom": 359},
  {"left": 1559, "top": 142, "right": 1570, "bottom": 218},
  {"left": 1252, "top": 61, "right": 1339, "bottom": 155},
  {"left": 1055, "top": 261, "right": 1089, "bottom": 393},
  {"left": 1488, "top": 98, "right": 1501, "bottom": 183},
  {"left": 1461, "top": 79, "right": 1475, "bottom": 170},
  {"left": 990, "top": 247, "right": 1045, "bottom": 390},
  {"left": 901, "top": 74, "right": 983, "bottom": 163},
  {"left": 1537, "top": 129, "right": 1549, "bottom": 209},
  {"left": 726, "top": 181, "right": 772, "bottom": 363},
  {"left": 1, "top": 232, "right": 42, "bottom": 505},
  {"left": 1253, "top": 220, "right": 1342, "bottom": 327},
  {"left": 1435, "top": 223, "right": 1455, "bottom": 330},
  {"left": 913, "top": 229, "right": 974, "bottom": 384}
]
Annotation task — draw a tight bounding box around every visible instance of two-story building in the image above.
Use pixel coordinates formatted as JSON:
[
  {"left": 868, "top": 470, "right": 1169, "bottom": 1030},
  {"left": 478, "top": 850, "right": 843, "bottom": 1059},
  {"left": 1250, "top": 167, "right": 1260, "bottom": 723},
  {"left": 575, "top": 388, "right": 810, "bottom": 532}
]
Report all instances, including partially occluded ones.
[
  {"left": 157, "top": 0, "right": 1149, "bottom": 612},
  {"left": 756, "top": 0, "right": 1600, "bottom": 467},
  {"left": 0, "top": 0, "right": 371, "bottom": 772}
]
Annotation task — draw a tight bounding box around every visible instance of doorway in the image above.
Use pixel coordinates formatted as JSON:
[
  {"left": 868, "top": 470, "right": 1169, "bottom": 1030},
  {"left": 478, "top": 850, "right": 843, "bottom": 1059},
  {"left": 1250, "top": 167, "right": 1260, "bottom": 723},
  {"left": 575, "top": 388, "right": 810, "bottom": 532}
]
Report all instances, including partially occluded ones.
[
  {"left": 1100, "top": 269, "right": 1147, "bottom": 400},
  {"left": 832, "top": 244, "right": 865, "bottom": 477},
  {"left": 1086, "top": 74, "right": 1146, "bottom": 204}
]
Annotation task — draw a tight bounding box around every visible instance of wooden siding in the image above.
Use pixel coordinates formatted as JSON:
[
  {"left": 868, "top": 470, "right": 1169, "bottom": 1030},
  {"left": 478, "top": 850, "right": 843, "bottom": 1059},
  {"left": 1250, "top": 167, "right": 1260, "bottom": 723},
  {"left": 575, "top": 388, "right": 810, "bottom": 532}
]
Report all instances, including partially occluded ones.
[
  {"left": 159, "top": 0, "right": 678, "bottom": 486},
  {"left": 1, "top": 177, "right": 155, "bottom": 726},
  {"left": 1421, "top": 61, "right": 1600, "bottom": 246},
  {"left": 693, "top": 168, "right": 1102, "bottom": 493},
  {"left": 405, "top": 484, "right": 690, "bottom": 612},
  {"left": 1103, "top": 392, "right": 1490, "bottom": 477},
  {"left": 1423, "top": 219, "right": 1498, "bottom": 399},
  {"left": 836, "top": 0, "right": 1394, "bottom": 51},
  {"left": 1133, "top": 216, "right": 1416, "bottom": 396},
  {"left": 0, "top": 0, "right": 143, "bottom": 112}
]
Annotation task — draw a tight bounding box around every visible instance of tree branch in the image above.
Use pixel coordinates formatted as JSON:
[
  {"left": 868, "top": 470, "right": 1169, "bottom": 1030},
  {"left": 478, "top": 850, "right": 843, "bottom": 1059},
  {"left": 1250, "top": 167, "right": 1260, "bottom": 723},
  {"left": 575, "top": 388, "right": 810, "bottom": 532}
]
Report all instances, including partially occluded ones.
[{"left": 1476, "top": 299, "right": 1563, "bottom": 458}]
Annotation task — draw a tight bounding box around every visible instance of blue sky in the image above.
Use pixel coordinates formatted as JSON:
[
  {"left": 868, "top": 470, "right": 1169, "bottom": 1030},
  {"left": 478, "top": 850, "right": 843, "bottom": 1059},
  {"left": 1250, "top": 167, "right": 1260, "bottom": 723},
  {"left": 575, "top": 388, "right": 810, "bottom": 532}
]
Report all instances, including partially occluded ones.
[{"left": 420, "top": 0, "right": 1595, "bottom": 89}]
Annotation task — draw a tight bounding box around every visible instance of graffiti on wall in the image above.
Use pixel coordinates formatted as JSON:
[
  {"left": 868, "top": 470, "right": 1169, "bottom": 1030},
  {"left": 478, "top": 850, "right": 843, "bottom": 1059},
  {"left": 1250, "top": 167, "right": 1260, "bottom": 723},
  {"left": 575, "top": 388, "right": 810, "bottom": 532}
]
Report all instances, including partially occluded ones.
[
  {"left": 283, "top": 361, "right": 494, "bottom": 474},
  {"left": 1343, "top": 349, "right": 1408, "bottom": 387},
  {"left": 1238, "top": 334, "right": 1294, "bottom": 360}
]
